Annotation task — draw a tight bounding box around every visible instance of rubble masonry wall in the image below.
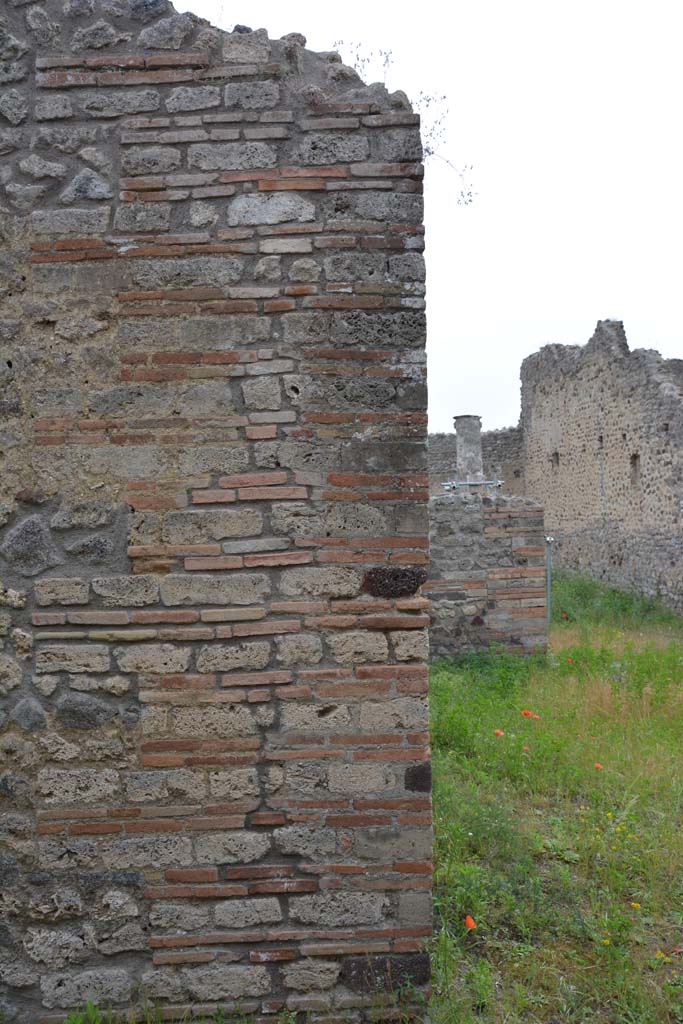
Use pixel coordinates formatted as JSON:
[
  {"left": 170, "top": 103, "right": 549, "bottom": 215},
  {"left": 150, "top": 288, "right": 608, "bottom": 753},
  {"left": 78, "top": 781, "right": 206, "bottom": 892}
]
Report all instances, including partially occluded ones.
[
  {"left": 427, "top": 493, "right": 547, "bottom": 655},
  {"left": 520, "top": 321, "right": 683, "bottom": 609}
]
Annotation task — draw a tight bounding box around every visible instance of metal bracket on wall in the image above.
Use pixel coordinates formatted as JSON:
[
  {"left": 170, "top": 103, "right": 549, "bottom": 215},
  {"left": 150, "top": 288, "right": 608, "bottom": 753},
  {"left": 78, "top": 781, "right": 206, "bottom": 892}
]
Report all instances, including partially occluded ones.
[{"left": 441, "top": 475, "right": 504, "bottom": 490}]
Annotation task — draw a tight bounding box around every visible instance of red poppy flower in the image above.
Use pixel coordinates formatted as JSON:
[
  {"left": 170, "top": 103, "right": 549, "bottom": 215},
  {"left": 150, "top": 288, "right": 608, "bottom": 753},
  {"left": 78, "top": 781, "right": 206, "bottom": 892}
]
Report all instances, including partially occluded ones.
[
  {"left": 594, "top": 762, "right": 603, "bottom": 770},
  {"left": 494, "top": 729, "right": 504, "bottom": 736},
  {"left": 521, "top": 709, "right": 533, "bottom": 717},
  {"left": 523, "top": 746, "right": 529, "bottom": 752},
  {"left": 566, "top": 657, "right": 573, "bottom": 663},
  {"left": 561, "top": 612, "right": 568, "bottom": 618},
  {"left": 531, "top": 713, "right": 540, "bottom": 719},
  {"left": 464, "top": 915, "right": 477, "bottom": 929}
]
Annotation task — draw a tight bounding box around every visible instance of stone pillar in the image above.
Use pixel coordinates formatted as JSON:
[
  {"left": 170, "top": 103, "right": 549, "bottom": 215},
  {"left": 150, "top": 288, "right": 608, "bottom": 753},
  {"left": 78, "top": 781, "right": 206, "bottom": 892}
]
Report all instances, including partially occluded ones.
[{"left": 455, "top": 414, "right": 484, "bottom": 482}]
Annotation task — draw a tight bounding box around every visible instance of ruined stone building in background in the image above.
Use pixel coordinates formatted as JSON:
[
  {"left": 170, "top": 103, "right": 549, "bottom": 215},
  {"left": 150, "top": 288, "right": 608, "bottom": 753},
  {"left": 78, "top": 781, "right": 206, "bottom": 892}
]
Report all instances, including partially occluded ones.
[
  {"left": 430, "top": 320, "right": 683, "bottom": 612},
  {"left": 0, "top": 4, "right": 432, "bottom": 1019}
]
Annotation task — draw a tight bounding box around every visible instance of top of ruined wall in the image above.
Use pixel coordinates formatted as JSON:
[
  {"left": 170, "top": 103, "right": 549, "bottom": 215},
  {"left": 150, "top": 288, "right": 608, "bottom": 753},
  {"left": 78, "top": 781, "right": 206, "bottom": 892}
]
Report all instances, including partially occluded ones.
[
  {"left": 521, "top": 320, "right": 683, "bottom": 403},
  {"left": 0, "top": 0, "right": 425, "bottom": 509},
  {"left": 1, "top": 0, "right": 413, "bottom": 227}
]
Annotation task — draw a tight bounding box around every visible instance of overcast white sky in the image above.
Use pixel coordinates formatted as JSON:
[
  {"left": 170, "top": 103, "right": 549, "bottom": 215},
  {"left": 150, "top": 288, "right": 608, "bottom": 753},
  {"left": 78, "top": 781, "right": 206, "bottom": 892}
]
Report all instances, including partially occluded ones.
[{"left": 184, "top": 0, "right": 683, "bottom": 432}]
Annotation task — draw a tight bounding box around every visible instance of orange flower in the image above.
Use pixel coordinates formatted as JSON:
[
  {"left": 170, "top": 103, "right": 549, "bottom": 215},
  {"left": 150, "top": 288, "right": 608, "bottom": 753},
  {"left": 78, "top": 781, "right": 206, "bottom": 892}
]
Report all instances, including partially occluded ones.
[
  {"left": 566, "top": 657, "right": 573, "bottom": 663},
  {"left": 594, "top": 762, "right": 603, "bottom": 770},
  {"left": 561, "top": 611, "right": 568, "bottom": 618},
  {"left": 464, "top": 915, "right": 477, "bottom": 929},
  {"left": 531, "top": 713, "right": 540, "bottom": 719},
  {"left": 494, "top": 729, "right": 504, "bottom": 736},
  {"left": 523, "top": 746, "right": 529, "bottom": 752}
]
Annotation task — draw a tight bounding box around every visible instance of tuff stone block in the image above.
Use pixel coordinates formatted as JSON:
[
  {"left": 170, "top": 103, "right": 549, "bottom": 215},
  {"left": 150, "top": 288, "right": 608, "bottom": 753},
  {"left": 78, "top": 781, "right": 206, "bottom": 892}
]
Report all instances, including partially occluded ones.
[
  {"left": 280, "top": 566, "right": 362, "bottom": 598},
  {"left": 214, "top": 897, "right": 282, "bottom": 927},
  {"left": 282, "top": 959, "right": 340, "bottom": 991},
  {"left": 290, "top": 892, "right": 388, "bottom": 926},
  {"left": 195, "top": 641, "right": 271, "bottom": 673},
  {"left": 121, "top": 146, "right": 181, "bottom": 175},
  {"left": 188, "top": 142, "right": 277, "bottom": 171},
  {"left": 114, "top": 644, "right": 191, "bottom": 673},
  {"left": 326, "top": 630, "right": 389, "bottom": 664},
  {"left": 224, "top": 80, "right": 280, "bottom": 109},
  {"left": 92, "top": 575, "right": 159, "bottom": 607},
  {"left": 36, "top": 767, "right": 119, "bottom": 804},
  {"left": 34, "top": 578, "right": 90, "bottom": 606},
  {"left": 113, "top": 201, "right": 170, "bottom": 232},
  {"left": 162, "top": 509, "right": 261, "bottom": 543},
  {"left": 273, "top": 826, "right": 336, "bottom": 858},
  {"left": 183, "top": 963, "right": 270, "bottom": 1000},
  {"left": 227, "top": 193, "right": 316, "bottom": 226},
  {"left": 160, "top": 573, "right": 270, "bottom": 606},
  {"left": 40, "top": 969, "right": 132, "bottom": 1010},
  {"left": 166, "top": 85, "right": 220, "bottom": 112},
  {"left": 36, "top": 645, "right": 110, "bottom": 674},
  {"left": 194, "top": 831, "right": 271, "bottom": 864}
]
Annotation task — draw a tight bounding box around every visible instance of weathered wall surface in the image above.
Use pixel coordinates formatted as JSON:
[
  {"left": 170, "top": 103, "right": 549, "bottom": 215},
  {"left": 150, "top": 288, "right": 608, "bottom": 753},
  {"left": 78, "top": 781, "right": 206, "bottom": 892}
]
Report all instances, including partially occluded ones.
[
  {"left": 428, "top": 427, "right": 525, "bottom": 496},
  {"left": 481, "top": 427, "right": 525, "bottom": 496},
  {"left": 427, "top": 493, "right": 547, "bottom": 655},
  {"left": 0, "top": 4, "right": 431, "bottom": 1020},
  {"left": 521, "top": 321, "right": 683, "bottom": 608},
  {"left": 427, "top": 432, "right": 456, "bottom": 495}
]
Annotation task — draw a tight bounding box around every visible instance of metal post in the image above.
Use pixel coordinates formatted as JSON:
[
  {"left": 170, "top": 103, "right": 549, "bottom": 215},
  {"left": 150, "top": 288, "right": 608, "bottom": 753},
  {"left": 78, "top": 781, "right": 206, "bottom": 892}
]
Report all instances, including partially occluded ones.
[{"left": 545, "top": 535, "right": 554, "bottom": 628}]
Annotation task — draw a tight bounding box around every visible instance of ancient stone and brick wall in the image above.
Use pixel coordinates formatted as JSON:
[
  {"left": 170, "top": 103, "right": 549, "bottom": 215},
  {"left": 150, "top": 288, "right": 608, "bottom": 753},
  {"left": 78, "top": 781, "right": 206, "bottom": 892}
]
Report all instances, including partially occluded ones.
[
  {"left": 427, "top": 494, "right": 547, "bottom": 655},
  {"left": 481, "top": 427, "right": 524, "bottom": 496},
  {"left": 0, "top": 4, "right": 431, "bottom": 1020},
  {"left": 428, "top": 427, "right": 525, "bottom": 496},
  {"left": 520, "top": 321, "right": 683, "bottom": 609},
  {"left": 427, "top": 419, "right": 546, "bottom": 654},
  {"left": 430, "top": 322, "right": 683, "bottom": 610},
  {"left": 427, "top": 432, "right": 456, "bottom": 495}
]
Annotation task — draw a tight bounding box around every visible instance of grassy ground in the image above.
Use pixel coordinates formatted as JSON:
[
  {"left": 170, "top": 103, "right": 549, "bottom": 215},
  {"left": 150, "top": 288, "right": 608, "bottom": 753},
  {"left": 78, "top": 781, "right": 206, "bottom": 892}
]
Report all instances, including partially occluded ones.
[{"left": 430, "top": 572, "right": 683, "bottom": 1024}]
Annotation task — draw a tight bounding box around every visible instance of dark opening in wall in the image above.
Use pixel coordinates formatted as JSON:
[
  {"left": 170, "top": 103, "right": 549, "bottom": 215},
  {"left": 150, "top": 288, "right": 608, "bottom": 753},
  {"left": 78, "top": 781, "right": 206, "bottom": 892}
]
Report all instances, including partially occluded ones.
[
  {"left": 513, "top": 469, "right": 522, "bottom": 478},
  {"left": 550, "top": 451, "right": 560, "bottom": 471},
  {"left": 630, "top": 453, "right": 641, "bottom": 485}
]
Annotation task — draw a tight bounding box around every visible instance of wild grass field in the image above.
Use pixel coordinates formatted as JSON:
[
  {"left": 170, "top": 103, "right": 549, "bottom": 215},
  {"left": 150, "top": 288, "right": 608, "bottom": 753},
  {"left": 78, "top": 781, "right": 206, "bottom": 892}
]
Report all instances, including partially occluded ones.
[{"left": 431, "top": 573, "right": 683, "bottom": 1024}]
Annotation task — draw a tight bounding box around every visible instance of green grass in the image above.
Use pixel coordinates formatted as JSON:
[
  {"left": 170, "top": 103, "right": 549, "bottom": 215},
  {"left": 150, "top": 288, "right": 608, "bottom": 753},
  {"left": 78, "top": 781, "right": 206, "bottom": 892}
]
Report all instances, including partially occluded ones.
[
  {"left": 60, "top": 1008, "right": 245, "bottom": 1024},
  {"left": 430, "top": 574, "right": 683, "bottom": 1023},
  {"left": 552, "top": 570, "right": 683, "bottom": 633}
]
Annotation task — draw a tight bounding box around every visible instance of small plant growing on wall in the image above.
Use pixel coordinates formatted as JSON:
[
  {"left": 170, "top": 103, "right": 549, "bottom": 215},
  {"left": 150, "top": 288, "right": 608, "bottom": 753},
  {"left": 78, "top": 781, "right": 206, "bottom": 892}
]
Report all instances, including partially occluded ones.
[{"left": 333, "top": 39, "right": 475, "bottom": 204}]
